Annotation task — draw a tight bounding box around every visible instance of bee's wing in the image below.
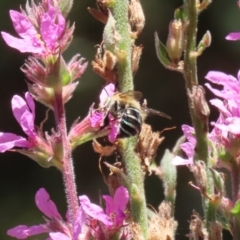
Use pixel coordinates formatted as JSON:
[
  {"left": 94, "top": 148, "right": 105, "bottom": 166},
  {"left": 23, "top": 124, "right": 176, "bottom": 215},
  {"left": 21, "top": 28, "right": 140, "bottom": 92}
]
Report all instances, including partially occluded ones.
[
  {"left": 119, "top": 90, "right": 143, "bottom": 101},
  {"left": 145, "top": 108, "right": 171, "bottom": 119}
]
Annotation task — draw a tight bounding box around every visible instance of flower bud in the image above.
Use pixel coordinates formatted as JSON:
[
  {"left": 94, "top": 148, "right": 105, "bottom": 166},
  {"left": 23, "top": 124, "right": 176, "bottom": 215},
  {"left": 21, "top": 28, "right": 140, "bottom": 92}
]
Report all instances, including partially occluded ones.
[
  {"left": 160, "top": 149, "right": 177, "bottom": 205},
  {"left": 166, "top": 20, "right": 184, "bottom": 64},
  {"left": 188, "top": 85, "right": 210, "bottom": 132},
  {"left": 196, "top": 30, "right": 212, "bottom": 57}
]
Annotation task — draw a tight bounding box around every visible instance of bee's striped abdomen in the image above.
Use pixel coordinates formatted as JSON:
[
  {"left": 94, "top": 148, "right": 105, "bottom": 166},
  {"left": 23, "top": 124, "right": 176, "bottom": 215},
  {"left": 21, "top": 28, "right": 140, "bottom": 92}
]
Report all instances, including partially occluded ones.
[{"left": 117, "top": 107, "right": 142, "bottom": 138}]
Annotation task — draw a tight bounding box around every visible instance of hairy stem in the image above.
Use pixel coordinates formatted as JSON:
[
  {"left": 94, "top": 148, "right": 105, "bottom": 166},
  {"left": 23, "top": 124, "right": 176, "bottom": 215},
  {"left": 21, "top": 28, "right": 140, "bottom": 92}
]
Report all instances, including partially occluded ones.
[
  {"left": 109, "top": 0, "right": 148, "bottom": 238},
  {"left": 111, "top": 0, "right": 133, "bottom": 92},
  {"left": 183, "top": 0, "right": 215, "bottom": 230},
  {"left": 53, "top": 88, "right": 78, "bottom": 224},
  {"left": 118, "top": 138, "right": 148, "bottom": 238}
]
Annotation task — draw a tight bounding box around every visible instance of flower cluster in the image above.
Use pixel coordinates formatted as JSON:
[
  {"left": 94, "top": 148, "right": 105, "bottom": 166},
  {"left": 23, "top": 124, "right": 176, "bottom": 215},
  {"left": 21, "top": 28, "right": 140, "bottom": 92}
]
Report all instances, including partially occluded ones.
[
  {"left": 1, "top": 0, "right": 67, "bottom": 57},
  {"left": 8, "top": 186, "right": 130, "bottom": 240},
  {"left": 1, "top": 0, "right": 87, "bottom": 108},
  {"left": 0, "top": 92, "right": 62, "bottom": 168},
  {"left": 173, "top": 66, "right": 240, "bottom": 166}
]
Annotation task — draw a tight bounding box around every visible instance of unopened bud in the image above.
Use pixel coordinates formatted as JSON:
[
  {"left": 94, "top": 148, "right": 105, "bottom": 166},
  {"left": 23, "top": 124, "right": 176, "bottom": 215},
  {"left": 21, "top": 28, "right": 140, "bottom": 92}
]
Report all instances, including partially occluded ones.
[
  {"left": 198, "top": 0, "right": 212, "bottom": 12},
  {"left": 188, "top": 85, "right": 210, "bottom": 131},
  {"left": 166, "top": 20, "right": 184, "bottom": 64},
  {"left": 196, "top": 30, "right": 212, "bottom": 56}
]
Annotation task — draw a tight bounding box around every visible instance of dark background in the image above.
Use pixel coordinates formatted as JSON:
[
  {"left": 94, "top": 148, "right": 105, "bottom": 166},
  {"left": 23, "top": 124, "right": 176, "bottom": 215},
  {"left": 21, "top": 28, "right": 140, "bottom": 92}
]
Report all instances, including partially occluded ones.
[{"left": 0, "top": 0, "right": 239, "bottom": 239}]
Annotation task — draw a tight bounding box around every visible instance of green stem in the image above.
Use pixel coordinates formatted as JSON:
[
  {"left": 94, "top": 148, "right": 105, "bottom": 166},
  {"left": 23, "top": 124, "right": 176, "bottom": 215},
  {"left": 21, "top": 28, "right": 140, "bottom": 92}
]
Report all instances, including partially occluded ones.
[
  {"left": 111, "top": 0, "right": 133, "bottom": 92},
  {"left": 183, "top": 0, "right": 215, "bottom": 230},
  {"left": 109, "top": 0, "right": 148, "bottom": 238},
  {"left": 118, "top": 138, "right": 148, "bottom": 238},
  {"left": 232, "top": 161, "right": 240, "bottom": 240},
  {"left": 233, "top": 217, "right": 240, "bottom": 240}
]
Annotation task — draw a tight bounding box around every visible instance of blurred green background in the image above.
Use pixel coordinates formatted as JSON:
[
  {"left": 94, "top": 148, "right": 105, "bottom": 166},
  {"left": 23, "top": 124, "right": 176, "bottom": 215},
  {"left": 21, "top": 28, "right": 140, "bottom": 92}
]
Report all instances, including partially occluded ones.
[{"left": 0, "top": 0, "right": 239, "bottom": 239}]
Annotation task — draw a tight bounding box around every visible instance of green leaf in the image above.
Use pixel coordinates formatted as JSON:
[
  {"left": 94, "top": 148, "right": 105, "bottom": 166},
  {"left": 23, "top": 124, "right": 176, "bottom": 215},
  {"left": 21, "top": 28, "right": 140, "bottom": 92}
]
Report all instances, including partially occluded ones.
[
  {"left": 154, "top": 32, "right": 176, "bottom": 69},
  {"left": 231, "top": 200, "right": 240, "bottom": 216},
  {"left": 174, "top": 6, "right": 186, "bottom": 21},
  {"left": 160, "top": 149, "right": 177, "bottom": 205},
  {"left": 209, "top": 168, "right": 226, "bottom": 196},
  {"left": 58, "top": 0, "right": 73, "bottom": 17}
]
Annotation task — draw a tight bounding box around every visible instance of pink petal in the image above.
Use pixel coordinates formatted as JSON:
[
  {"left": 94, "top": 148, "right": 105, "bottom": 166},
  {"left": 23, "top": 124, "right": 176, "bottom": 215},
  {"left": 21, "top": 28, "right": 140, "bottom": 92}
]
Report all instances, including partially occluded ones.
[
  {"left": 47, "top": 4, "right": 65, "bottom": 37},
  {"left": 73, "top": 207, "right": 86, "bottom": 240},
  {"left": 205, "top": 71, "right": 238, "bottom": 86},
  {"left": 20, "top": 111, "right": 35, "bottom": 137},
  {"left": 35, "top": 188, "right": 62, "bottom": 219},
  {"left": 11, "top": 94, "right": 35, "bottom": 137},
  {"left": 7, "top": 225, "right": 47, "bottom": 239},
  {"left": 90, "top": 110, "right": 105, "bottom": 128},
  {"left": 209, "top": 99, "right": 231, "bottom": 117},
  {"left": 102, "top": 196, "right": 114, "bottom": 216},
  {"left": 108, "top": 115, "right": 120, "bottom": 143},
  {"left": 226, "top": 32, "right": 240, "bottom": 41},
  {"left": 113, "top": 186, "right": 129, "bottom": 213},
  {"left": 40, "top": 5, "right": 65, "bottom": 52},
  {"left": 25, "top": 92, "right": 35, "bottom": 119},
  {"left": 215, "top": 117, "right": 240, "bottom": 135},
  {"left": 9, "top": 10, "right": 37, "bottom": 40},
  {"left": 49, "top": 232, "right": 71, "bottom": 240},
  {"left": 181, "top": 142, "right": 194, "bottom": 159},
  {"left": 12, "top": 95, "right": 30, "bottom": 125},
  {"left": 79, "top": 195, "right": 112, "bottom": 227},
  {"left": 182, "top": 125, "right": 196, "bottom": 144},
  {"left": 1, "top": 10, "right": 42, "bottom": 53},
  {"left": 172, "top": 156, "right": 193, "bottom": 165},
  {"left": 205, "top": 71, "right": 240, "bottom": 96},
  {"left": 1, "top": 32, "right": 41, "bottom": 53},
  {"left": 103, "top": 186, "right": 128, "bottom": 226},
  {"left": 205, "top": 83, "right": 233, "bottom": 100},
  {"left": 99, "top": 84, "right": 115, "bottom": 106},
  {"left": 0, "top": 132, "right": 30, "bottom": 152}
]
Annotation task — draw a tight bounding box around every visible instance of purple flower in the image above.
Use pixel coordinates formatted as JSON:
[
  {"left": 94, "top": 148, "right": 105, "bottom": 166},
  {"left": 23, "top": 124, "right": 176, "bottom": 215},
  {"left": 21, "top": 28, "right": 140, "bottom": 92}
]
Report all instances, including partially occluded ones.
[
  {"left": 1, "top": 0, "right": 65, "bottom": 56},
  {"left": 172, "top": 125, "right": 195, "bottom": 165},
  {"left": 90, "top": 83, "right": 115, "bottom": 128},
  {"left": 205, "top": 70, "right": 240, "bottom": 157},
  {"left": 90, "top": 83, "right": 120, "bottom": 142},
  {"left": 226, "top": 32, "right": 240, "bottom": 41},
  {"left": 8, "top": 187, "right": 129, "bottom": 239},
  {"left": 205, "top": 71, "right": 240, "bottom": 136},
  {"left": 79, "top": 186, "right": 129, "bottom": 238},
  {"left": 0, "top": 92, "right": 37, "bottom": 152},
  {"left": 7, "top": 188, "right": 86, "bottom": 240}
]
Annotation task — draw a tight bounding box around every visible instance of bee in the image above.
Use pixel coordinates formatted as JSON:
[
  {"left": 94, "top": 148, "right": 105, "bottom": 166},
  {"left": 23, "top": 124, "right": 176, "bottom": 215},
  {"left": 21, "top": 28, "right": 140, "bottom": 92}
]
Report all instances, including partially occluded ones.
[{"left": 102, "top": 90, "right": 170, "bottom": 139}]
